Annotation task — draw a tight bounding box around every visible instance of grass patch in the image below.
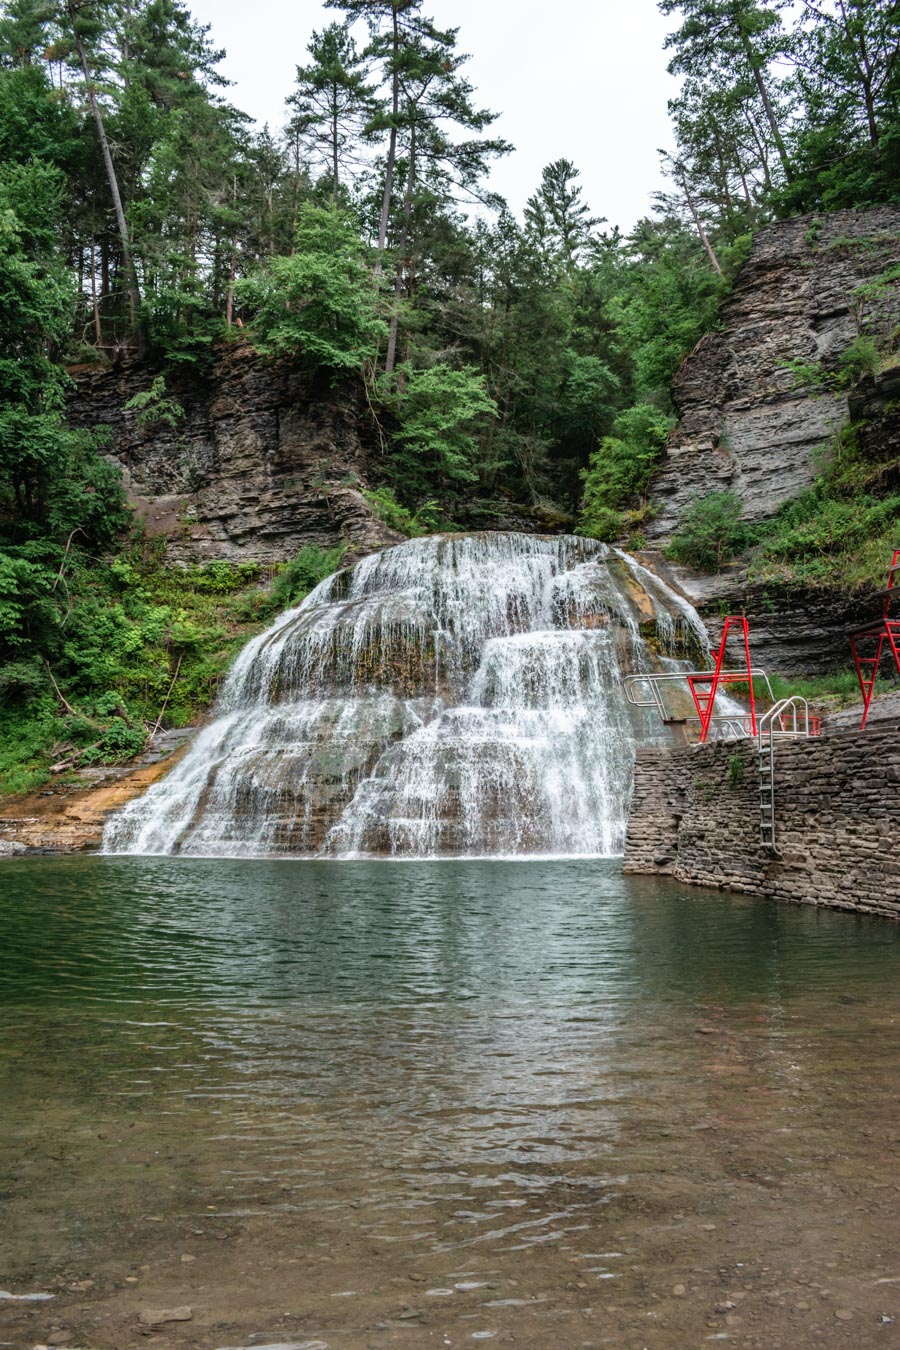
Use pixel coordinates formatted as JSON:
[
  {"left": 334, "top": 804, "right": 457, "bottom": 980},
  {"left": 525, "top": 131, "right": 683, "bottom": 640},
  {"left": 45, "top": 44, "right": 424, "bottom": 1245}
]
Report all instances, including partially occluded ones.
[
  {"left": 745, "top": 417, "right": 900, "bottom": 591},
  {"left": 766, "top": 671, "right": 863, "bottom": 706}
]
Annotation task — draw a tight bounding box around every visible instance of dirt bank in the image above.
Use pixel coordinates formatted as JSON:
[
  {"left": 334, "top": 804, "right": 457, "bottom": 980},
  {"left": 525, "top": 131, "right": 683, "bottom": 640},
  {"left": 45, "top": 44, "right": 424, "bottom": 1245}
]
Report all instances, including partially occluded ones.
[{"left": 0, "top": 731, "right": 191, "bottom": 855}]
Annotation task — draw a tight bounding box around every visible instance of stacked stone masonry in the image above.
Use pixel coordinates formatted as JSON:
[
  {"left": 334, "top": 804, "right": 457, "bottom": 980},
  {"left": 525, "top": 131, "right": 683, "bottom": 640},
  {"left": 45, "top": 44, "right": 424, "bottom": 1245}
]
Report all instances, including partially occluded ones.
[{"left": 624, "top": 725, "right": 900, "bottom": 919}]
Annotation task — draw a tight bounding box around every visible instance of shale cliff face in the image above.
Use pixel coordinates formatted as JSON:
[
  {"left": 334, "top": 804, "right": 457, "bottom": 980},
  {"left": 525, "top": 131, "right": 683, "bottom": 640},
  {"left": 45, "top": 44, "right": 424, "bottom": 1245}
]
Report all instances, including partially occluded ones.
[
  {"left": 67, "top": 344, "right": 401, "bottom": 563},
  {"left": 646, "top": 206, "right": 900, "bottom": 542}
]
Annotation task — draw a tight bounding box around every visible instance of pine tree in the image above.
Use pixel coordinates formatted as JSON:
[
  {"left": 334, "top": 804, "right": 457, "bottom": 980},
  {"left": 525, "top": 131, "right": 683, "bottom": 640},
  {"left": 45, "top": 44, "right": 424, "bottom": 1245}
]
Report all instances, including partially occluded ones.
[
  {"left": 524, "top": 159, "right": 604, "bottom": 266},
  {"left": 286, "top": 22, "right": 375, "bottom": 199},
  {"left": 660, "top": 0, "right": 795, "bottom": 183}
]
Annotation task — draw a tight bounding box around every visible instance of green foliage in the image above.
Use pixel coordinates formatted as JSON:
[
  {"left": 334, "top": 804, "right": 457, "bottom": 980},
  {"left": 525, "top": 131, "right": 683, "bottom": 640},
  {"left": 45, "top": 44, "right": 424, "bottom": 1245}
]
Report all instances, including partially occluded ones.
[
  {"left": 124, "top": 375, "right": 185, "bottom": 432},
  {"left": 726, "top": 753, "right": 744, "bottom": 788},
  {"left": 782, "top": 335, "right": 885, "bottom": 397},
  {"left": 748, "top": 414, "right": 900, "bottom": 590},
  {"left": 362, "top": 486, "right": 446, "bottom": 537},
  {"left": 0, "top": 546, "right": 348, "bottom": 795},
  {"left": 611, "top": 219, "right": 725, "bottom": 405},
  {"left": 766, "top": 671, "right": 862, "bottom": 706},
  {"left": 381, "top": 364, "right": 497, "bottom": 495},
  {"left": 837, "top": 335, "right": 881, "bottom": 384},
  {"left": 667, "top": 491, "right": 750, "bottom": 572},
  {"left": 258, "top": 545, "right": 347, "bottom": 618},
  {"left": 578, "top": 404, "right": 673, "bottom": 541},
  {"left": 751, "top": 491, "right": 900, "bottom": 586},
  {"left": 238, "top": 204, "right": 386, "bottom": 373}
]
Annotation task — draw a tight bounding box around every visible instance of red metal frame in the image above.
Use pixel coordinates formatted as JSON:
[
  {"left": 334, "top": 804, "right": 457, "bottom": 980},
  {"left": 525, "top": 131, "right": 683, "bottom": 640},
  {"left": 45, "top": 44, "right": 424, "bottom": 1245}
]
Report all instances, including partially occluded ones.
[
  {"left": 687, "top": 615, "right": 758, "bottom": 743},
  {"left": 849, "top": 548, "right": 900, "bottom": 729}
]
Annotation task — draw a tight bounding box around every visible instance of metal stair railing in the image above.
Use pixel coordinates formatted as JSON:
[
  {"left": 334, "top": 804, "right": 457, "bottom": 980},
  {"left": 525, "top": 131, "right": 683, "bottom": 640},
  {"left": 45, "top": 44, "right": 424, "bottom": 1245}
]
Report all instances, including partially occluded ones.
[
  {"left": 624, "top": 668, "right": 775, "bottom": 742},
  {"left": 756, "top": 697, "right": 812, "bottom": 854}
]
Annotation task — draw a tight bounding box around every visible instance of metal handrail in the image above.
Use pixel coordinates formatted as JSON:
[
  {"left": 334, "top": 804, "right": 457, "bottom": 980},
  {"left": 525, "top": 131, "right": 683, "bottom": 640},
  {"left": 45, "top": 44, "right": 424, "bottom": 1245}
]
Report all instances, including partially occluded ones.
[
  {"left": 757, "top": 696, "right": 811, "bottom": 743},
  {"left": 756, "top": 697, "right": 813, "bottom": 854},
  {"left": 624, "top": 668, "right": 775, "bottom": 727}
]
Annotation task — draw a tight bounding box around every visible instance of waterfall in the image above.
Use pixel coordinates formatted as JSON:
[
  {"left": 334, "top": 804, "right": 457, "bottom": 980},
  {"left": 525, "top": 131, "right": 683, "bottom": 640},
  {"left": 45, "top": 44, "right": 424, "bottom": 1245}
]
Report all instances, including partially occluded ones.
[{"left": 103, "top": 533, "right": 709, "bottom": 859}]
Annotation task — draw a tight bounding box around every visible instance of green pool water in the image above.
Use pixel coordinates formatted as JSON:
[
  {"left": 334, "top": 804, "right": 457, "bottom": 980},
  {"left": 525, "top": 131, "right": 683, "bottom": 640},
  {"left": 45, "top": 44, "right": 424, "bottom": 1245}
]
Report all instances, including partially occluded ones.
[{"left": 2, "top": 857, "right": 899, "bottom": 1349}]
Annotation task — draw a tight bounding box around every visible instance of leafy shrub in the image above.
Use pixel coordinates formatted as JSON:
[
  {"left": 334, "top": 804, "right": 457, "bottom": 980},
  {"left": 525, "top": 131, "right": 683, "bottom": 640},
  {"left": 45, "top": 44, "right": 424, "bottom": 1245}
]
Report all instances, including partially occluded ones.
[
  {"left": 238, "top": 204, "right": 386, "bottom": 374},
  {"left": 780, "top": 335, "right": 883, "bottom": 395},
  {"left": 836, "top": 335, "right": 880, "bottom": 384},
  {"left": 124, "top": 375, "right": 184, "bottom": 433},
  {"left": 578, "top": 403, "right": 673, "bottom": 541},
  {"left": 381, "top": 364, "right": 497, "bottom": 493},
  {"left": 362, "top": 486, "right": 447, "bottom": 538},
  {"left": 726, "top": 754, "right": 744, "bottom": 787},
  {"left": 85, "top": 718, "right": 146, "bottom": 765},
  {"left": 261, "top": 545, "right": 347, "bottom": 617},
  {"left": 667, "top": 491, "right": 750, "bottom": 571}
]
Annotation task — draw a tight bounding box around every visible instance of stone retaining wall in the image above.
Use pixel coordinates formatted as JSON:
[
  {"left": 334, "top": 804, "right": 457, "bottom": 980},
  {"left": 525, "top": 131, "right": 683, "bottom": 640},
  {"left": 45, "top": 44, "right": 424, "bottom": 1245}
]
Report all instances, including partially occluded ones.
[{"left": 624, "top": 724, "right": 900, "bottom": 918}]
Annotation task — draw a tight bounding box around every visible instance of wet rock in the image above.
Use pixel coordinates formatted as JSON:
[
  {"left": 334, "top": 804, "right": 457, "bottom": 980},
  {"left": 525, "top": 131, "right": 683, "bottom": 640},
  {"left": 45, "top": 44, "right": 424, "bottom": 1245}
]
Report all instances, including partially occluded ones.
[
  {"left": 138, "top": 1305, "right": 193, "bottom": 1325},
  {"left": 215, "top": 1344, "right": 326, "bottom": 1350}
]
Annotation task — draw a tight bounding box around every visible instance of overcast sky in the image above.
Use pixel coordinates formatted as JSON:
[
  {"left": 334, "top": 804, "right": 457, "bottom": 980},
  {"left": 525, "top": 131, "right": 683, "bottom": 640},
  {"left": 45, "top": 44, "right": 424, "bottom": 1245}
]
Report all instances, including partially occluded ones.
[{"left": 188, "top": 0, "right": 679, "bottom": 234}]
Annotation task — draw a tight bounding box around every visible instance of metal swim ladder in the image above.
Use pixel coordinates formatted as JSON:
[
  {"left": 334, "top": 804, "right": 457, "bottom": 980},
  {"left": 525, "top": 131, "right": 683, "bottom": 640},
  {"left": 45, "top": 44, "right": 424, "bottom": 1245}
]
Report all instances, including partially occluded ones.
[{"left": 756, "top": 697, "right": 813, "bottom": 855}]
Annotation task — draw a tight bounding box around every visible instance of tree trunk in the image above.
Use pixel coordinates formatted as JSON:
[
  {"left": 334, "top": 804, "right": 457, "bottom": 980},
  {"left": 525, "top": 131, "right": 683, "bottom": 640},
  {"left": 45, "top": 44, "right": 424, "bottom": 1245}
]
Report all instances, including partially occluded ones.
[
  {"left": 680, "top": 173, "right": 724, "bottom": 277},
  {"left": 737, "top": 25, "right": 794, "bottom": 182},
  {"left": 90, "top": 238, "right": 102, "bottom": 344},
  {"left": 837, "top": 0, "right": 880, "bottom": 149},
  {"left": 71, "top": 24, "right": 145, "bottom": 354},
  {"left": 331, "top": 82, "right": 340, "bottom": 199},
  {"left": 226, "top": 176, "right": 238, "bottom": 327},
  {"left": 384, "top": 121, "right": 415, "bottom": 375},
  {"left": 738, "top": 165, "right": 757, "bottom": 223},
  {"left": 374, "top": 3, "right": 400, "bottom": 276},
  {"left": 742, "top": 105, "right": 773, "bottom": 192}
]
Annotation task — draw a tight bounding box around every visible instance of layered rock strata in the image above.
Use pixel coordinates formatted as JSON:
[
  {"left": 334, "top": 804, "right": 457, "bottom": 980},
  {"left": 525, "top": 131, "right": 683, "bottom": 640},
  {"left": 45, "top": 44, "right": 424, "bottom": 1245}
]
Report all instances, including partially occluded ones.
[
  {"left": 67, "top": 345, "right": 401, "bottom": 563},
  {"left": 647, "top": 207, "right": 900, "bottom": 541}
]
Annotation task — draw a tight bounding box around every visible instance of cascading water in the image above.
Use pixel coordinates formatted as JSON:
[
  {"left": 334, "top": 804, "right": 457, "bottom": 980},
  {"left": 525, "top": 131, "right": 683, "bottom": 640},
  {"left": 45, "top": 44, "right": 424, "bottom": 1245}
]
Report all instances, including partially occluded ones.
[{"left": 103, "top": 533, "right": 709, "bottom": 859}]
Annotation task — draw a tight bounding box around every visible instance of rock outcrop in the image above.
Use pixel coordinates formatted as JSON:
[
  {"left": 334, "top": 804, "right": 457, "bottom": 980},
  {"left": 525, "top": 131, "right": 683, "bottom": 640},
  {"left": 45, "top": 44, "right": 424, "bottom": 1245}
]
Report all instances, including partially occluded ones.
[
  {"left": 646, "top": 206, "right": 900, "bottom": 541},
  {"left": 67, "top": 344, "right": 402, "bottom": 563}
]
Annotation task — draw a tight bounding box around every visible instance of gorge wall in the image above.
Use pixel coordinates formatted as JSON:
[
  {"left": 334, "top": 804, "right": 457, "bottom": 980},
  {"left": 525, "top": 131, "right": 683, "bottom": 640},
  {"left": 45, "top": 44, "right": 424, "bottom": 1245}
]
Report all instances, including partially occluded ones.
[
  {"left": 67, "top": 208, "right": 900, "bottom": 676},
  {"left": 661, "top": 359, "right": 900, "bottom": 676},
  {"left": 67, "top": 346, "right": 561, "bottom": 565},
  {"left": 624, "top": 720, "right": 900, "bottom": 918},
  {"left": 67, "top": 345, "right": 401, "bottom": 564},
  {"left": 645, "top": 205, "right": 900, "bottom": 544}
]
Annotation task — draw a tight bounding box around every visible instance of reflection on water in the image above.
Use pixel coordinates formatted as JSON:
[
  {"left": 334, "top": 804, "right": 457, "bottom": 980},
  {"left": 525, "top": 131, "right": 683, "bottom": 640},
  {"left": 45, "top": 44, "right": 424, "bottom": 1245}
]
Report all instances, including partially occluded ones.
[
  {"left": 2, "top": 856, "right": 897, "bottom": 1008},
  {"left": 2, "top": 859, "right": 900, "bottom": 1348}
]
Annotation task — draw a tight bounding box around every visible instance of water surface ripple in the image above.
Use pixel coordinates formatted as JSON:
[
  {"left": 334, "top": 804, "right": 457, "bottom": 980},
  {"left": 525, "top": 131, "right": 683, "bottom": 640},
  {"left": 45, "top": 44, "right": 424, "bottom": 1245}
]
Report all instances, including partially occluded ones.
[{"left": 2, "top": 858, "right": 900, "bottom": 1350}]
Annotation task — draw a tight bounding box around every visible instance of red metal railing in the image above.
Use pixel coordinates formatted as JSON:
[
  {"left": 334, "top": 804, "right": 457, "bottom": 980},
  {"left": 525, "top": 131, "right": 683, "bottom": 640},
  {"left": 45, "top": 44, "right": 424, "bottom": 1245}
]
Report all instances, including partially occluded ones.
[
  {"left": 848, "top": 548, "right": 900, "bottom": 729},
  {"left": 687, "top": 616, "right": 758, "bottom": 743}
]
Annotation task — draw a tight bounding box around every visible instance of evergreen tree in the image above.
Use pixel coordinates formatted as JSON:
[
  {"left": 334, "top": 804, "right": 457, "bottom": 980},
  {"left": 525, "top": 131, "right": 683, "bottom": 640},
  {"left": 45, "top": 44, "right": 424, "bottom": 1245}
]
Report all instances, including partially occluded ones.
[
  {"left": 524, "top": 158, "right": 604, "bottom": 266},
  {"left": 784, "top": 0, "right": 900, "bottom": 208},
  {"left": 286, "top": 22, "right": 375, "bottom": 199},
  {"left": 660, "top": 0, "right": 795, "bottom": 183}
]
